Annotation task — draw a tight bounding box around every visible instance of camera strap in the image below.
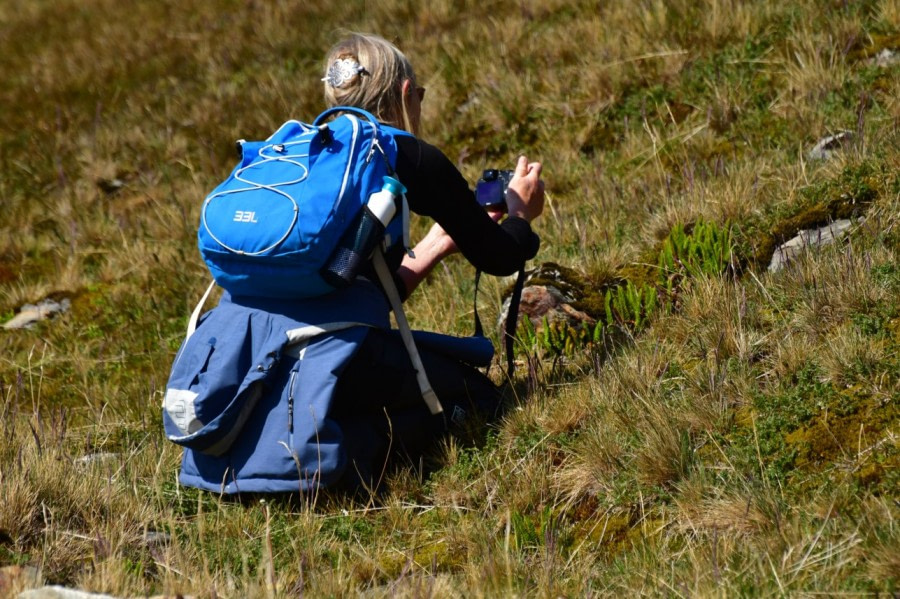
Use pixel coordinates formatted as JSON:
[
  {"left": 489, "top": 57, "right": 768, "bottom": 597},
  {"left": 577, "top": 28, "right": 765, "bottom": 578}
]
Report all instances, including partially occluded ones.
[{"left": 473, "top": 266, "right": 526, "bottom": 381}]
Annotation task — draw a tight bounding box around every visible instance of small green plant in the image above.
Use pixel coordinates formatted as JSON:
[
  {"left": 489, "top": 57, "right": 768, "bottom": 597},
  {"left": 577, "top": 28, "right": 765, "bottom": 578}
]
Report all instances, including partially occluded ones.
[
  {"left": 518, "top": 315, "right": 602, "bottom": 357},
  {"left": 658, "top": 220, "right": 734, "bottom": 291},
  {"left": 518, "top": 279, "right": 663, "bottom": 357},
  {"left": 517, "top": 279, "right": 659, "bottom": 357},
  {"left": 604, "top": 280, "right": 659, "bottom": 332}
]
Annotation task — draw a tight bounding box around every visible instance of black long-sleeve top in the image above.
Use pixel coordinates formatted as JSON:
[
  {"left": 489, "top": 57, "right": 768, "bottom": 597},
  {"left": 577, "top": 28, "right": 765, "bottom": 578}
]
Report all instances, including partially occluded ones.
[{"left": 380, "top": 135, "right": 540, "bottom": 296}]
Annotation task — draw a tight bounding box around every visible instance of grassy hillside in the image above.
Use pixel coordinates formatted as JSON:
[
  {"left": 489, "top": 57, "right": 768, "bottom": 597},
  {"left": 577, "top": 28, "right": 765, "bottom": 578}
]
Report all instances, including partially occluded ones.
[{"left": 1, "top": 0, "right": 897, "bottom": 595}]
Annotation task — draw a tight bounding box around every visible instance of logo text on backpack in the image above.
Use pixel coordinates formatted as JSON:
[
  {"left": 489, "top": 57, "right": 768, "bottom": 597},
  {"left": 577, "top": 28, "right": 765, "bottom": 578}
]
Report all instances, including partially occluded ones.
[{"left": 233, "top": 210, "right": 258, "bottom": 223}]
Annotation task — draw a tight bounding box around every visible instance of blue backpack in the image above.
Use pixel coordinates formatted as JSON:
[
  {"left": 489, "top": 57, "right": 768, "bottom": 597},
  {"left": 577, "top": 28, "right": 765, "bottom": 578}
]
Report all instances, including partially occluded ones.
[{"left": 198, "top": 106, "right": 409, "bottom": 298}]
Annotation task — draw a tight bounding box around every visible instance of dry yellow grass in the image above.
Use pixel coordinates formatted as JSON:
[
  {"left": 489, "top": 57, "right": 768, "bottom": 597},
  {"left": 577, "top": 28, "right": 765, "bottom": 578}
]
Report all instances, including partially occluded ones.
[{"left": 0, "top": 0, "right": 898, "bottom": 595}]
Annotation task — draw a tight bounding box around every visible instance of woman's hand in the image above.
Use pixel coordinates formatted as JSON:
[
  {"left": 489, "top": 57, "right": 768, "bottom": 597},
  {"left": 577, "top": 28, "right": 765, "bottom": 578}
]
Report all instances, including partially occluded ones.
[
  {"left": 396, "top": 166, "right": 537, "bottom": 297},
  {"left": 485, "top": 207, "right": 505, "bottom": 224},
  {"left": 505, "top": 155, "right": 544, "bottom": 223}
]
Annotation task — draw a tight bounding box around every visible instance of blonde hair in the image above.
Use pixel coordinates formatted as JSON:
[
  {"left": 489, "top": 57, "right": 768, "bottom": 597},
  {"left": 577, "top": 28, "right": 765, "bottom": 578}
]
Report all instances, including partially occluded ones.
[{"left": 322, "top": 33, "right": 417, "bottom": 132}]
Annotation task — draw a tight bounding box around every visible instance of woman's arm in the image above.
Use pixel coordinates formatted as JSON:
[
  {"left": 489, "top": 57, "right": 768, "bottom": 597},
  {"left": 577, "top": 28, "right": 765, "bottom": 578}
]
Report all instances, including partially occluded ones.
[
  {"left": 395, "top": 223, "right": 457, "bottom": 296},
  {"left": 396, "top": 206, "right": 509, "bottom": 296},
  {"left": 394, "top": 137, "right": 542, "bottom": 280}
]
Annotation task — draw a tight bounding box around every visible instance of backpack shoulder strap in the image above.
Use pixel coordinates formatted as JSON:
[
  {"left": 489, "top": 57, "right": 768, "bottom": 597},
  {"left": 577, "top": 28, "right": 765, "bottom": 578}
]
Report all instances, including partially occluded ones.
[
  {"left": 186, "top": 279, "right": 217, "bottom": 340},
  {"left": 371, "top": 247, "right": 443, "bottom": 416}
]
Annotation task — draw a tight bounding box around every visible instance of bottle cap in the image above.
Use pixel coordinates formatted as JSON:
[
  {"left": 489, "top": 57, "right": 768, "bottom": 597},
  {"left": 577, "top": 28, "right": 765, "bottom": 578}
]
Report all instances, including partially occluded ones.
[{"left": 382, "top": 176, "right": 407, "bottom": 197}]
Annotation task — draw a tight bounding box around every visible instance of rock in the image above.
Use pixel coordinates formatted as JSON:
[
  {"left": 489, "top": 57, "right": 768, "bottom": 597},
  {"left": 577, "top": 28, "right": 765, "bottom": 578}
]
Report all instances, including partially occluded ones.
[
  {"left": 16, "top": 586, "right": 192, "bottom": 599},
  {"left": 95, "top": 178, "right": 126, "bottom": 195},
  {"left": 520, "top": 285, "right": 571, "bottom": 318},
  {"left": 499, "top": 263, "right": 598, "bottom": 332},
  {"left": 141, "top": 530, "right": 172, "bottom": 549},
  {"left": 3, "top": 298, "right": 71, "bottom": 330},
  {"left": 73, "top": 453, "right": 120, "bottom": 468},
  {"left": 768, "top": 219, "right": 854, "bottom": 272},
  {"left": 807, "top": 131, "right": 854, "bottom": 161},
  {"left": 872, "top": 48, "right": 899, "bottom": 67},
  {"left": 0, "top": 565, "right": 42, "bottom": 596},
  {"left": 17, "top": 586, "right": 118, "bottom": 599}
]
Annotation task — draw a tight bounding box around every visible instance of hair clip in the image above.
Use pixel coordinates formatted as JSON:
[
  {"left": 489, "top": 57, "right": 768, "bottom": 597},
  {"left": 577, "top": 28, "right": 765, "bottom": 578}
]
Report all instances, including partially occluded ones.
[{"left": 322, "top": 58, "right": 366, "bottom": 88}]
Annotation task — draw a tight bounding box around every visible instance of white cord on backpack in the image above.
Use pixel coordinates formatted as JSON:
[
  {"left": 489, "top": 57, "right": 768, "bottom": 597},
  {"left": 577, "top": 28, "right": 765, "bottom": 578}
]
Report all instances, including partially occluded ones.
[{"left": 186, "top": 280, "right": 217, "bottom": 339}]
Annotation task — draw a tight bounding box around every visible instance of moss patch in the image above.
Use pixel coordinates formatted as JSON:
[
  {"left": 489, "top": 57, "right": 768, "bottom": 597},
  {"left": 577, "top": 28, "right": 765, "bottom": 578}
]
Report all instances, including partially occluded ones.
[
  {"left": 742, "top": 161, "right": 891, "bottom": 269},
  {"left": 571, "top": 506, "right": 666, "bottom": 558},
  {"left": 847, "top": 33, "right": 900, "bottom": 62},
  {"left": 726, "top": 359, "right": 898, "bottom": 497},
  {"left": 784, "top": 387, "right": 898, "bottom": 474},
  {"left": 378, "top": 537, "right": 464, "bottom": 579}
]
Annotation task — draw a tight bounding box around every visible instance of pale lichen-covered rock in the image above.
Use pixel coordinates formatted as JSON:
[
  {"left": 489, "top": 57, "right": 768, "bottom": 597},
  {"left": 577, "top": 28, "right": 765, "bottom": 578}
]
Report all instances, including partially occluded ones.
[
  {"left": 17, "top": 586, "right": 118, "bottom": 599},
  {"left": 807, "top": 131, "right": 854, "bottom": 161},
  {"left": 141, "top": 530, "right": 172, "bottom": 549},
  {"left": 872, "top": 47, "right": 899, "bottom": 67},
  {"left": 2, "top": 298, "right": 71, "bottom": 330},
  {"left": 768, "top": 219, "right": 855, "bottom": 272},
  {"left": 73, "top": 453, "right": 120, "bottom": 468}
]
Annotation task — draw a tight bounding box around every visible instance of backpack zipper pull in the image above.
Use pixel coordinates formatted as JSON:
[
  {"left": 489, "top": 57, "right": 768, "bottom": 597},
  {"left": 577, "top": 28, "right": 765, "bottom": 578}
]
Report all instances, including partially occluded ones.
[
  {"left": 287, "top": 369, "right": 297, "bottom": 434},
  {"left": 317, "top": 123, "right": 333, "bottom": 145},
  {"left": 366, "top": 138, "right": 380, "bottom": 163}
]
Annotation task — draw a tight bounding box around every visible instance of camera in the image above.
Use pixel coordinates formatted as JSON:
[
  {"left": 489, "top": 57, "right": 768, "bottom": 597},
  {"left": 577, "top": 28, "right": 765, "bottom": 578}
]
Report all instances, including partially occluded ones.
[{"left": 475, "top": 169, "right": 514, "bottom": 208}]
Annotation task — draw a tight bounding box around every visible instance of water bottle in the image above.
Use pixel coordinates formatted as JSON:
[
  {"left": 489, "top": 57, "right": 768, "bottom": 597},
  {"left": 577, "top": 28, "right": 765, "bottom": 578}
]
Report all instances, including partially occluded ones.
[{"left": 320, "top": 176, "right": 406, "bottom": 288}]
